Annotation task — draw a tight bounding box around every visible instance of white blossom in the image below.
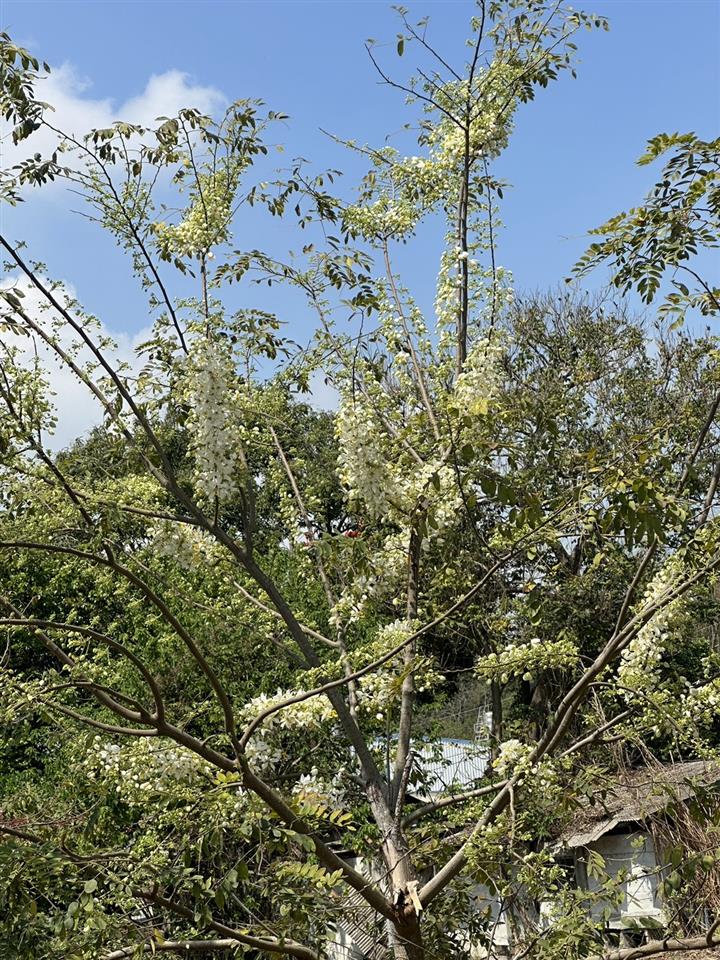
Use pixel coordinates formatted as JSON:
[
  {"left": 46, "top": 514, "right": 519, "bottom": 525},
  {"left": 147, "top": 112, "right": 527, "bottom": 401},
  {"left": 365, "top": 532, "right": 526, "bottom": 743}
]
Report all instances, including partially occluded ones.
[
  {"left": 336, "top": 398, "right": 395, "bottom": 519},
  {"left": 185, "top": 339, "right": 242, "bottom": 503},
  {"left": 495, "top": 738, "right": 531, "bottom": 777},
  {"left": 150, "top": 519, "right": 216, "bottom": 569},
  {"left": 618, "top": 555, "right": 686, "bottom": 694},
  {"left": 452, "top": 336, "right": 504, "bottom": 418},
  {"left": 85, "top": 737, "right": 212, "bottom": 805},
  {"left": 292, "top": 766, "right": 347, "bottom": 808}
]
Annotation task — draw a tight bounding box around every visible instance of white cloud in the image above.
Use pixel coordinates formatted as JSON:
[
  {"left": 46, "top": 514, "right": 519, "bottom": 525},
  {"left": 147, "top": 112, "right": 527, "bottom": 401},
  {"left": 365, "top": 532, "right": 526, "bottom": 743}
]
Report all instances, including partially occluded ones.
[
  {"left": 119, "top": 70, "right": 224, "bottom": 126},
  {"left": 1, "top": 275, "right": 152, "bottom": 449},
  {"left": 44, "top": 63, "right": 224, "bottom": 133},
  {"left": 2, "top": 63, "right": 225, "bottom": 188}
]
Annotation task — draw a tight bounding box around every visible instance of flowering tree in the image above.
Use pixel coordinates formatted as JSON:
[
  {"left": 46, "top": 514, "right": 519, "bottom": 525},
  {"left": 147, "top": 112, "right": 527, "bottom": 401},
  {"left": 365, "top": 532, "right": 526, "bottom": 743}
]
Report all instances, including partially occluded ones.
[{"left": 1, "top": 4, "right": 720, "bottom": 959}]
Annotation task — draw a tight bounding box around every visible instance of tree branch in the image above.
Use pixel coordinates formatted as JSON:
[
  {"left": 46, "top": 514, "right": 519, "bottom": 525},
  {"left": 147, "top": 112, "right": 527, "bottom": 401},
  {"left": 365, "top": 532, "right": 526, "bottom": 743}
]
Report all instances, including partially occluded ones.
[
  {"left": 104, "top": 941, "right": 243, "bottom": 959},
  {"left": 601, "top": 922, "right": 720, "bottom": 960},
  {"left": 139, "top": 889, "right": 321, "bottom": 960}
]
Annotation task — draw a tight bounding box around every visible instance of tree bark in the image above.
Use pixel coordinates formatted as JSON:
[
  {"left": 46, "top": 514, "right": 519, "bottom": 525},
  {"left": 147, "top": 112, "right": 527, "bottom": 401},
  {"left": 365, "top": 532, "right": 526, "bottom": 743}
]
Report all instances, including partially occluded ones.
[{"left": 390, "top": 914, "right": 424, "bottom": 960}]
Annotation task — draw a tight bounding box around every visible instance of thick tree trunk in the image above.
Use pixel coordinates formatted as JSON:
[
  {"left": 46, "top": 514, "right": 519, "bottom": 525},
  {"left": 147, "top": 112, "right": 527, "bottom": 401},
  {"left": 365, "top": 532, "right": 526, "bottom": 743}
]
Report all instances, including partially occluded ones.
[
  {"left": 380, "top": 822, "right": 425, "bottom": 959},
  {"left": 390, "top": 915, "right": 424, "bottom": 960}
]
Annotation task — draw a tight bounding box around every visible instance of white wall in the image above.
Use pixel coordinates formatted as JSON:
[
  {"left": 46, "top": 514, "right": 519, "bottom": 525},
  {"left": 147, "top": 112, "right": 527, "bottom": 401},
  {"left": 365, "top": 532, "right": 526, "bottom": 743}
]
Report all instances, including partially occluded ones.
[{"left": 578, "top": 830, "right": 664, "bottom": 927}]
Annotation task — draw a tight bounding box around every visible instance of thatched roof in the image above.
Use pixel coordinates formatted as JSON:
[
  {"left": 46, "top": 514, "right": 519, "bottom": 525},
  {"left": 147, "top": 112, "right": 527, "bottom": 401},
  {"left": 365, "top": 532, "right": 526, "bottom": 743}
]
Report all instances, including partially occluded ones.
[{"left": 559, "top": 761, "right": 720, "bottom": 848}]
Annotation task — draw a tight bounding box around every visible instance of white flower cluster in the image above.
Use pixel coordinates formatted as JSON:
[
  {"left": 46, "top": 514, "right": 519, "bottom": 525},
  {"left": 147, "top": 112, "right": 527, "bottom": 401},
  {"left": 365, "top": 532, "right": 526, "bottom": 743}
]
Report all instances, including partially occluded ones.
[
  {"left": 430, "top": 68, "right": 516, "bottom": 166},
  {"left": 452, "top": 336, "right": 504, "bottom": 418},
  {"left": 328, "top": 592, "right": 366, "bottom": 630},
  {"left": 476, "top": 636, "right": 579, "bottom": 685},
  {"left": 352, "top": 620, "right": 442, "bottom": 719},
  {"left": 328, "top": 535, "right": 406, "bottom": 625},
  {"left": 397, "top": 461, "right": 459, "bottom": 522},
  {"left": 494, "top": 738, "right": 533, "bottom": 778},
  {"left": 438, "top": 116, "right": 503, "bottom": 165},
  {"left": 153, "top": 171, "right": 236, "bottom": 259},
  {"left": 531, "top": 761, "right": 560, "bottom": 798},
  {"left": 85, "top": 737, "right": 212, "bottom": 804},
  {"left": 240, "top": 688, "right": 336, "bottom": 734},
  {"left": 149, "top": 519, "right": 216, "bottom": 569},
  {"left": 682, "top": 679, "right": 720, "bottom": 726},
  {"left": 494, "top": 741, "right": 559, "bottom": 800},
  {"left": 353, "top": 622, "right": 411, "bottom": 720},
  {"left": 344, "top": 195, "right": 421, "bottom": 240},
  {"left": 336, "top": 398, "right": 395, "bottom": 520},
  {"left": 292, "top": 766, "right": 347, "bottom": 808},
  {"left": 618, "top": 556, "right": 686, "bottom": 694},
  {"left": 185, "top": 339, "right": 241, "bottom": 503},
  {"left": 244, "top": 734, "right": 285, "bottom": 773},
  {"left": 343, "top": 68, "right": 516, "bottom": 245},
  {"left": 343, "top": 152, "right": 450, "bottom": 242}
]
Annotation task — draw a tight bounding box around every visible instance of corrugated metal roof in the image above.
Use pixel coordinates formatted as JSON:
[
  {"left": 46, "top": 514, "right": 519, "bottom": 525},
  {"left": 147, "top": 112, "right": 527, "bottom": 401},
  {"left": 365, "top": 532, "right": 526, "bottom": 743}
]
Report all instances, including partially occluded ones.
[
  {"left": 333, "top": 887, "right": 387, "bottom": 960},
  {"left": 411, "top": 738, "right": 489, "bottom": 795},
  {"left": 563, "top": 818, "right": 621, "bottom": 848},
  {"left": 559, "top": 761, "right": 720, "bottom": 848}
]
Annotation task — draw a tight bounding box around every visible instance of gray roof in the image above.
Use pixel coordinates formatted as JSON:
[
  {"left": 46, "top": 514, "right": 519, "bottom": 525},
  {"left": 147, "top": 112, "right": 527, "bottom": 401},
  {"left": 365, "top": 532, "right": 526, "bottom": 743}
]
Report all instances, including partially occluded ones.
[{"left": 559, "top": 761, "right": 720, "bottom": 848}]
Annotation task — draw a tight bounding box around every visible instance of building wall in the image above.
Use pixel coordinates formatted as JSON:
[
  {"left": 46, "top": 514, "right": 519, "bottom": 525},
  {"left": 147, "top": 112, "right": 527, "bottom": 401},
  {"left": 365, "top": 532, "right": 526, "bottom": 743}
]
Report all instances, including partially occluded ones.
[
  {"left": 576, "top": 829, "right": 664, "bottom": 928},
  {"left": 469, "top": 883, "right": 510, "bottom": 949}
]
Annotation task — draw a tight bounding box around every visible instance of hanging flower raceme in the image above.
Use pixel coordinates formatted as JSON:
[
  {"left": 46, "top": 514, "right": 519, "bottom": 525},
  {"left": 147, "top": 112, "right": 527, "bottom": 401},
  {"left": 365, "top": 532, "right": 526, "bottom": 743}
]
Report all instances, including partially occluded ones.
[
  {"left": 476, "top": 635, "right": 580, "bottom": 686},
  {"left": 149, "top": 518, "right": 217, "bottom": 569},
  {"left": 617, "top": 554, "right": 687, "bottom": 695},
  {"left": 614, "top": 522, "right": 720, "bottom": 736},
  {"left": 292, "top": 766, "right": 347, "bottom": 809},
  {"left": 343, "top": 149, "right": 452, "bottom": 243},
  {"left": 336, "top": 397, "right": 396, "bottom": 520},
  {"left": 494, "top": 738, "right": 533, "bottom": 778},
  {"left": 451, "top": 335, "right": 504, "bottom": 418},
  {"left": 153, "top": 167, "right": 238, "bottom": 260},
  {"left": 185, "top": 338, "right": 243, "bottom": 504},
  {"left": 240, "top": 688, "right": 336, "bottom": 735},
  {"left": 84, "top": 737, "right": 213, "bottom": 806}
]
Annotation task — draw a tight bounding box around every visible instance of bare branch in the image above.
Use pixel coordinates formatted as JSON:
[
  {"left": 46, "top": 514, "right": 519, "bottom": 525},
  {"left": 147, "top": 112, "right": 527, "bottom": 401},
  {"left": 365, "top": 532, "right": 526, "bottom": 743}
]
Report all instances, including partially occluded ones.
[
  {"left": 0, "top": 618, "right": 165, "bottom": 720},
  {"left": 104, "top": 941, "right": 243, "bottom": 959},
  {"left": 365, "top": 43, "right": 463, "bottom": 129},
  {"left": 600, "top": 921, "right": 720, "bottom": 960}
]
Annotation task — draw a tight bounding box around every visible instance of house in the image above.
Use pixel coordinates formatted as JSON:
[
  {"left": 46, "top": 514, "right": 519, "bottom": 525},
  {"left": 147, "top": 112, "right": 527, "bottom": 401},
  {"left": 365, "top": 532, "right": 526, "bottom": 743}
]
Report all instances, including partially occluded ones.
[{"left": 555, "top": 760, "right": 720, "bottom": 943}]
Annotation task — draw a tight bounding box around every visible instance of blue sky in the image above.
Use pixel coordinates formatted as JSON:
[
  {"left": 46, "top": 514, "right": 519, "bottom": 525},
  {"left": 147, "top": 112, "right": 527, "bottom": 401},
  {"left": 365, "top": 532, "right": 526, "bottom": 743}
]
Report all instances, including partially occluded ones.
[{"left": 1, "top": 1, "right": 718, "bottom": 359}]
